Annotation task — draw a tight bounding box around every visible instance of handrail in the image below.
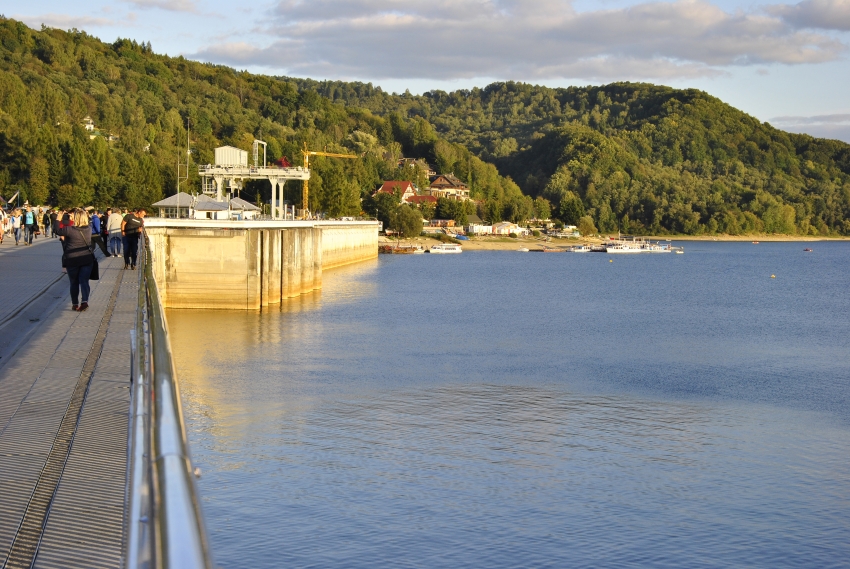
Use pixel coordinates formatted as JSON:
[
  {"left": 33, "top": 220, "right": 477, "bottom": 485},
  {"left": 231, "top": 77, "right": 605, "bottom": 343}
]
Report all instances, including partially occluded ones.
[{"left": 124, "top": 232, "right": 213, "bottom": 569}]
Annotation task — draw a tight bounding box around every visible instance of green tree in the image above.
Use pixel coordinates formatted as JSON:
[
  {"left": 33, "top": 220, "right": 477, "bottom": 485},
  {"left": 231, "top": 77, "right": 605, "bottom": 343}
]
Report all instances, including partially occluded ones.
[
  {"left": 57, "top": 184, "right": 92, "bottom": 209},
  {"left": 391, "top": 205, "right": 423, "bottom": 238},
  {"left": 28, "top": 156, "right": 49, "bottom": 205},
  {"left": 533, "top": 196, "right": 551, "bottom": 220},
  {"left": 577, "top": 215, "right": 597, "bottom": 236},
  {"left": 558, "top": 191, "right": 585, "bottom": 224}
]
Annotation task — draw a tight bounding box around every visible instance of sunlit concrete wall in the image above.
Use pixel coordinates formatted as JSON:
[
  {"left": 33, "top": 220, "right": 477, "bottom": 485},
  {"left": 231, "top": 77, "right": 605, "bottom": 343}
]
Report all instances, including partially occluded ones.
[
  {"left": 321, "top": 224, "right": 380, "bottom": 270},
  {"left": 145, "top": 220, "right": 378, "bottom": 309}
]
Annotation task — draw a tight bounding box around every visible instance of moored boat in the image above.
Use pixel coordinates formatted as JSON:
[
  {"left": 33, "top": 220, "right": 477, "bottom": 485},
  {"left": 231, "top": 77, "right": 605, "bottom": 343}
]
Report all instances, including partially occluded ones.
[{"left": 428, "top": 243, "right": 463, "bottom": 254}]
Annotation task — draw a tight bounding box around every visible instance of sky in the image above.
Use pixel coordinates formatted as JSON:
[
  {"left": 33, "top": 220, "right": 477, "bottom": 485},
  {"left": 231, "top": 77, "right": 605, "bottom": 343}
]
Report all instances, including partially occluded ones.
[{"left": 9, "top": 0, "right": 850, "bottom": 142}]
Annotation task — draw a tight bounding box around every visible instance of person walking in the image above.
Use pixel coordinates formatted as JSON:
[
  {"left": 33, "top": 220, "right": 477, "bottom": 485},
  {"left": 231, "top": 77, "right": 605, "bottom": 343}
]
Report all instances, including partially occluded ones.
[
  {"left": 42, "top": 209, "right": 52, "bottom": 238},
  {"left": 11, "top": 209, "right": 21, "bottom": 245},
  {"left": 89, "top": 210, "right": 109, "bottom": 255},
  {"left": 23, "top": 205, "right": 37, "bottom": 245},
  {"left": 0, "top": 209, "right": 6, "bottom": 244},
  {"left": 106, "top": 208, "right": 123, "bottom": 257},
  {"left": 54, "top": 209, "right": 96, "bottom": 312},
  {"left": 49, "top": 209, "right": 59, "bottom": 238},
  {"left": 121, "top": 208, "right": 145, "bottom": 269}
]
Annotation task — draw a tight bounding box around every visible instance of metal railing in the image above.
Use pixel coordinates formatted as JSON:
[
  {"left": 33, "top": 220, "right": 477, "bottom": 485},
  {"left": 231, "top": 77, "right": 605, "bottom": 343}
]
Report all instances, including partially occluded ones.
[{"left": 125, "top": 233, "right": 213, "bottom": 569}]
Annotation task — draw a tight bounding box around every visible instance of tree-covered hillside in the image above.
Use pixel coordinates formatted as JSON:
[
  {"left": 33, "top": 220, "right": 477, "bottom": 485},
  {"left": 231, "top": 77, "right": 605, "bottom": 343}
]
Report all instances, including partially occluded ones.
[
  {"left": 0, "top": 18, "right": 527, "bottom": 221},
  {"left": 1, "top": 17, "right": 849, "bottom": 234},
  {"left": 298, "top": 80, "right": 850, "bottom": 235}
]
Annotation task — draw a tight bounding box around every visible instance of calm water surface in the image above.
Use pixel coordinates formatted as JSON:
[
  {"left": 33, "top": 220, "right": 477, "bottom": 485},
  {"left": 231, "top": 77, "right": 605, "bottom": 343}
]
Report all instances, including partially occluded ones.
[{"left": 168, "top": 242, "right": 850, "bottom": 568}]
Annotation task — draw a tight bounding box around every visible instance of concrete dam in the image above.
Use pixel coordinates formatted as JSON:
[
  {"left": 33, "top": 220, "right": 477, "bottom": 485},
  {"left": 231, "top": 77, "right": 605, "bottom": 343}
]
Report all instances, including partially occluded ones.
[{"left": 145, "top": 219, "right": 379, "bottom": 309}]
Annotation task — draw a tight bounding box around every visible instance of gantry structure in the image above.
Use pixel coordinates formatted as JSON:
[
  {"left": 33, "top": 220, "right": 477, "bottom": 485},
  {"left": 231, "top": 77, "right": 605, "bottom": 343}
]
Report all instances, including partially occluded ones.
[{"left": 198, "top": 140, "right": 310, "bottom": 219}]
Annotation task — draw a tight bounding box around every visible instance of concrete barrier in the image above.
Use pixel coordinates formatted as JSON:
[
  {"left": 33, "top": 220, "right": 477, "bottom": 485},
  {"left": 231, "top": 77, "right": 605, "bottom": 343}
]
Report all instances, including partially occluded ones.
[{"left": 145, "top": 220, "right": 378, "bottom": 309}]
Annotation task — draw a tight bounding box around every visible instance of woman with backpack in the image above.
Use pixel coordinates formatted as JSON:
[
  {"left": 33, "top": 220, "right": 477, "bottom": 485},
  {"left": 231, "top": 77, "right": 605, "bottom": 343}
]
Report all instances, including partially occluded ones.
[{"left": 54, "top": 208, "right": 96, "bottom": 312}]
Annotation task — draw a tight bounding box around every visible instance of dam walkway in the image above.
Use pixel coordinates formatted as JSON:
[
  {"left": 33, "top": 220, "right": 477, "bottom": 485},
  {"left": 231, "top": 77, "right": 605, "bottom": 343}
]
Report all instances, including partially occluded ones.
[{"left": 0, "top": 237, "right": 135, "bottom": 568}]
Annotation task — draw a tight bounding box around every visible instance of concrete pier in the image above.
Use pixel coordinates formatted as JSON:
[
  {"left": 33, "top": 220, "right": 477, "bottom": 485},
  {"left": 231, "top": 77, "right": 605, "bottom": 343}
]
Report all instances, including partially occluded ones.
[
  {"left": 145, "top": 219, "right": 378, "bottom": 310},
  {"left": 0, "top": 238, "right": 134, "bottom": 569}
]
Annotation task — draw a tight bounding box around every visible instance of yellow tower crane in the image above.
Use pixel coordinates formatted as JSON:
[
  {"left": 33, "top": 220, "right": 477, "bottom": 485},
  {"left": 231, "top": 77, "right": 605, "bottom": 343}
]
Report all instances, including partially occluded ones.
[{"left": 301, "top": 142, "right": 358, "bottom": 219}]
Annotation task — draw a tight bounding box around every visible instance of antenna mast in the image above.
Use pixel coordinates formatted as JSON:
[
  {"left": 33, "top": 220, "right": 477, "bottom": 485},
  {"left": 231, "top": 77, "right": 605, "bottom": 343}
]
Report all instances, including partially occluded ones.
[{"left": 177, "top": 118, "right": 190, "bottom": 193}]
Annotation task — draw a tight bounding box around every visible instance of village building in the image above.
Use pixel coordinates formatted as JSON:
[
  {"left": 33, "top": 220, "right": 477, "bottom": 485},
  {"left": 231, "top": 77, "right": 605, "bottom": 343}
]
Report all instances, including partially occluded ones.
[
  {"left": 229, "top": 197, "right": 261, "bottom": 220},
  {"left": 465, "top": 214, "right": 492, "bottom": 235},
  {"left": 428, "top": 174, "right": 470, "bottom": 201},
  {"left": 152, "top": 192, "right": 194, "bottom": 219},
  {"left": 398, "top": 158, "right": 436, "bottom": 177},
  {"left": 407, "top": 195, "right": 437, "bottom": 207},
  {"left": 492, "top": 221, "right": 529, "bottom": 236},
  {"left": 374, "top": 180, "right": 417, "bottom": 203}
]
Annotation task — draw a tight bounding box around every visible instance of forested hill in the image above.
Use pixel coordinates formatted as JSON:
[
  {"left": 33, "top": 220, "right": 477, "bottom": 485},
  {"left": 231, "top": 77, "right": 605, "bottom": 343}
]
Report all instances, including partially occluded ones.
[
  {"left": 0, "top": 18, "right": 526, "bottom": 220},
  {"left": 298, "top": 80, "right": 850, "bottom": 236},
  {"left": 1, "top": 18, "right": 849, "bottom": 235}
]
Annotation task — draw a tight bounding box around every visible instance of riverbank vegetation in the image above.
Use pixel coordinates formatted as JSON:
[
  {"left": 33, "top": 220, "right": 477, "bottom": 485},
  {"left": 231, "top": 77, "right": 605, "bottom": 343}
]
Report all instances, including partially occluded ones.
[{"left": 0, "top": 18, "right": 848, "bottom": 235}]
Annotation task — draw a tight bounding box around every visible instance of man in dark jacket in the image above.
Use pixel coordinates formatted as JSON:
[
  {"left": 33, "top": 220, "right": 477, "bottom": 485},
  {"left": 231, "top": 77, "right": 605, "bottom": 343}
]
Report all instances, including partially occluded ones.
[
  {"left": 42, "top": 210, "right": 51, "bottom": 238},
  {"left": 90, "top": 211, "right": 109, "bottom": 255},
  {"left": 121, "top": 208, "right": 146, "bottom": 269}
]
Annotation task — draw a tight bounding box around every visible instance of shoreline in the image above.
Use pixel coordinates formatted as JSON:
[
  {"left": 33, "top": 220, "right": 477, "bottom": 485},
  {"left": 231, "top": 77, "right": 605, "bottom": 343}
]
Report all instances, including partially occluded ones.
[{"left": 380, "top": 234, "right": 847, "bottom": 252}]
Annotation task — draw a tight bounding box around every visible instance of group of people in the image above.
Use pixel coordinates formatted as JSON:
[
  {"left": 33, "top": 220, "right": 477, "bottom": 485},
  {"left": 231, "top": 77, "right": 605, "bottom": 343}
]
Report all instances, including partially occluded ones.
[
  {"left": 40, "top": 206, "right": 146, "bottom": 312},
  {"left": 0, "top": 205, "right": 51, "bottom": 245}
]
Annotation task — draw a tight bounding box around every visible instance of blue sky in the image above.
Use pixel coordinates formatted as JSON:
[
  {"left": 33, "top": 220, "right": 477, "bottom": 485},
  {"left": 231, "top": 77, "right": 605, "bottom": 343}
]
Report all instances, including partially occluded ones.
[{"left": 10, "top": 0, "right": 850, "bottom": 141}]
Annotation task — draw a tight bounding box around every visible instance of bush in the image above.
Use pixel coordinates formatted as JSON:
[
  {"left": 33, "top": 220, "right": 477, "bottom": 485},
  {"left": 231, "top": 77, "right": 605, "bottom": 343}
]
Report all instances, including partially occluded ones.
[
  {"left": 432, "top": 232, "right": 461, "bottom": 244},
  {"left": 509, "top": 232, "right": 518, "bottom": 238},
  {"left": 532, "top": 230, "right": 541, "bottom": 237}
]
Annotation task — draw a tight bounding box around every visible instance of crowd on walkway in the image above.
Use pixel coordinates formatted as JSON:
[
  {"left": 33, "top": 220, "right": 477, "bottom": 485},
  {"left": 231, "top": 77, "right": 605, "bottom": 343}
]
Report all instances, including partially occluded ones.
[{"left": 2, "top": 203, "right": 146, "bottom": 312}]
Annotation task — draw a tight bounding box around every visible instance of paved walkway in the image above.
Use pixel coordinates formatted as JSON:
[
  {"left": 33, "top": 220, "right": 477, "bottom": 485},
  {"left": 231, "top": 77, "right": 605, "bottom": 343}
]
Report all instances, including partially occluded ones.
[{"left": 0, "top": 238, "right": 135, "bottom": 569}]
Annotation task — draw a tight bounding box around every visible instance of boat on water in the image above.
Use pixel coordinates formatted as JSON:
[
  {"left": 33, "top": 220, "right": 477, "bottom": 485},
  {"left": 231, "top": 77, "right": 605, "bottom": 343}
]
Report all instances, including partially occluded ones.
[
  {"left": 606, "top": 242, "right": 644, "bottom": 254},
  {"left": 517, "top": 247, "right": 529, "bottom": 252},
  {"left": 428, "top": 243, "right": 463, "bottom": 254},
  {"left": 379, "top": 244, "right": 425, "bottom": 254},
  {"left": 804, "top": 248, "right": 813, "bottom": 252},
  {"left": 571, "top": 245, "right": 592, "bottom": 253},
  {"left": 642, "top": 243, "right": 672, "bottom": 253},
  {"left": 590, "top": 244, "right": 607, "bottom": 252}
]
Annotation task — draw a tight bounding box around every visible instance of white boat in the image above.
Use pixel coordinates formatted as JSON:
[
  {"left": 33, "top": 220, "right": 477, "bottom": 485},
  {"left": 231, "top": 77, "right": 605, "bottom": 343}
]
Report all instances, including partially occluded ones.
[
  {"left": 571, "top": 245, "right": 591, "bottom": 253},
  {"left": 428, "top": 243, "right": 462, "bottom": 254},
  {"left": 642, "top": 243, "right": 672, "bottom": 253},
  {"left": 605, "top": 242, "right": 644, "bottom": 253},
  {"left": 517, "top": 247, "right": 529, "bottom": 252}
]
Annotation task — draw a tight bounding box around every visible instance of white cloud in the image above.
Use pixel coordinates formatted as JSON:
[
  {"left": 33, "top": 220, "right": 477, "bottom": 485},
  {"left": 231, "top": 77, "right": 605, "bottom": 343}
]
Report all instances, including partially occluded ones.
[
  {"left": 14, "top": 13, "right": 117, "bottom": 29},
  {"left": 771, "top": 112, "right": 850, "bottom": 124},
  {"left": 121, "top": 0, "right": 198, "bottom": 13},
  {"left": 770, "top": 113, "right": 850, "bottom": 141},
  {"left": 190, "top": 0, "right": 848, "bottom": 81},
  {"left": 769, "top": 0, "right": 850, "bottom": 32}
]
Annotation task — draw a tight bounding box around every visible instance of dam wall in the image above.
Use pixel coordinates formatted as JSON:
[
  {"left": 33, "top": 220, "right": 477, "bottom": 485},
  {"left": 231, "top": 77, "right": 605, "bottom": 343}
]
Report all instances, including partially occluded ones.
[{"left": 145, "top": 220, "right": 378, "bottom": 309}]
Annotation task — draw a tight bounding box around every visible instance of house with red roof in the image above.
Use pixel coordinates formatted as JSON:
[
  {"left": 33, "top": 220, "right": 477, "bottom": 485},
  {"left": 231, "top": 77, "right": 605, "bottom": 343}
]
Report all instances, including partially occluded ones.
[{"left": 373, "top": 180, "right": 417, "bottom": 203}]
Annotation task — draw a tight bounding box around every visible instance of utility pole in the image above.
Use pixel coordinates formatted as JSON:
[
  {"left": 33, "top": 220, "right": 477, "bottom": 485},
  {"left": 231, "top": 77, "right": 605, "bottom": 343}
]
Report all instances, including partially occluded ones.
[{"left": 177, "top": 118, "right": 190, "bottom": 193}]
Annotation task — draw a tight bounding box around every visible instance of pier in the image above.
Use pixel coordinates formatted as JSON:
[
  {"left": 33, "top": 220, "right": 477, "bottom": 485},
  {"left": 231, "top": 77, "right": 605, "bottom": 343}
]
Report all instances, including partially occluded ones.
[
  {"left": 0, "top": 240, "right": 134, "bottom": 568},
  {"left": 0, "top": 219, "right": 378, "bottom": 567}
]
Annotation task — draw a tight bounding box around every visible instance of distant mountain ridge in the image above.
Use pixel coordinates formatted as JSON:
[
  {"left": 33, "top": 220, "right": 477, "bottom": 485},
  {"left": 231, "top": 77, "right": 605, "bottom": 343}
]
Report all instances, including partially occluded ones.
[{"left": 0, "top": 18, "right": 848, "bottom": 234}]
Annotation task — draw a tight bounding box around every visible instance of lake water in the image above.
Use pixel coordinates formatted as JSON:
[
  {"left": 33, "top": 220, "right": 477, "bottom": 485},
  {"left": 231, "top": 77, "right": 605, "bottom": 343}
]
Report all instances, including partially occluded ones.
[{"left": 168, "top": 242, "right": 850, "bottom": 568}]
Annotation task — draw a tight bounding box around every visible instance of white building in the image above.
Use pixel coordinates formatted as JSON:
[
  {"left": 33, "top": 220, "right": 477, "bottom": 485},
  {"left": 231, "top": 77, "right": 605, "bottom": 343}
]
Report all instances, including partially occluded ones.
[
  {"left": 193, "top": 195, "right": 230, "bottom": 220},
  {"left": 492, "top": 221, "right": 529, "bottom": 236}
]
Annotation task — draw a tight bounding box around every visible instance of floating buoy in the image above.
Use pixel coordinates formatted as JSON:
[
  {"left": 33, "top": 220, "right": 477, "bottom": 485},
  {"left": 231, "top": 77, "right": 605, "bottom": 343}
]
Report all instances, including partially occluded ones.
[
  {"left": 771, "top": 274, "right": 776, "bottom": 278},
  {"left": 609, "top": 259, "right": 613, "bottom": 262}
]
